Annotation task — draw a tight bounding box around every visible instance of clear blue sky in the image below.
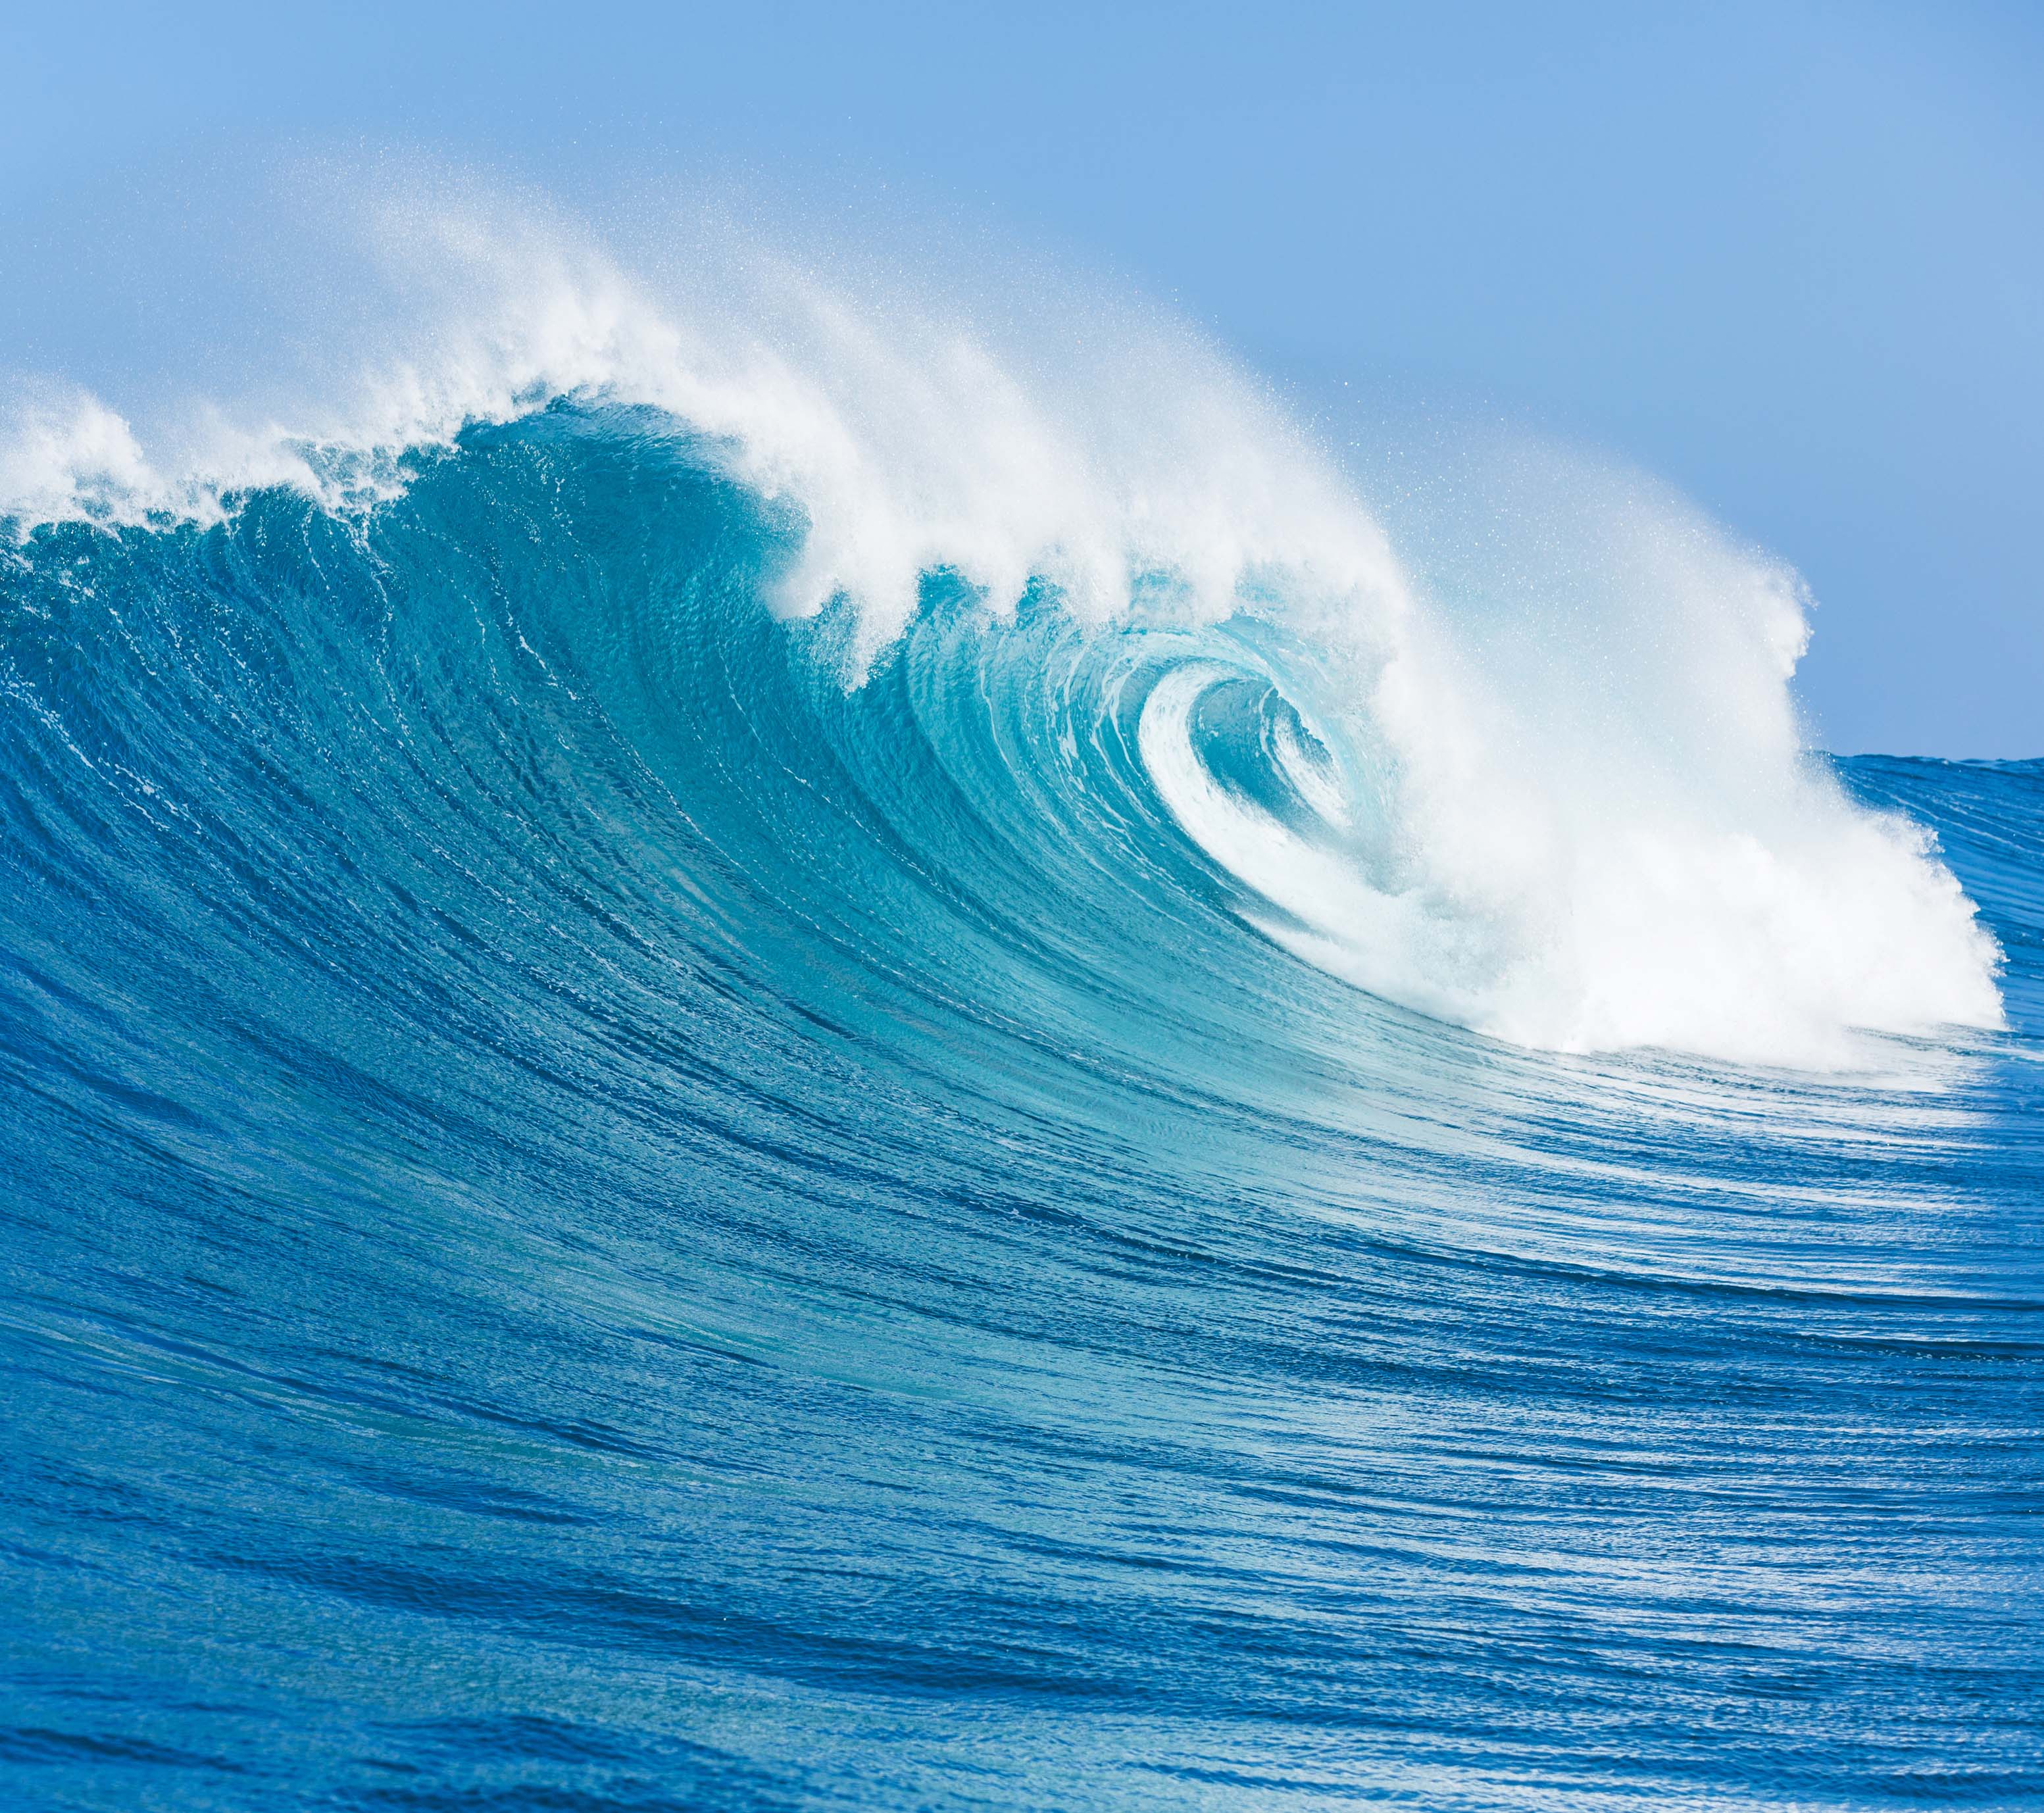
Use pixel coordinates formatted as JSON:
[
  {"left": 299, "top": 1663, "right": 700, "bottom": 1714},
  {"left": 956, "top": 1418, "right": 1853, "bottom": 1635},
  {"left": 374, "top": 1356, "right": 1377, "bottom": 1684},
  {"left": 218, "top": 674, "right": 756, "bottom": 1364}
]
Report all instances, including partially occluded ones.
[{"left": 4, "top": 1, "right": 2038, "bottom": 755}]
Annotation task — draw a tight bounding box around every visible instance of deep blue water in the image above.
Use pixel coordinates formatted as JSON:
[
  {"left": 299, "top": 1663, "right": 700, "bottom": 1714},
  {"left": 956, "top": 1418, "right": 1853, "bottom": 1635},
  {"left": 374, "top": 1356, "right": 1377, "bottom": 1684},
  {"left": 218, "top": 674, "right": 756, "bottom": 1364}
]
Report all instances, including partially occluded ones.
[{"left": 1, "top": 410, "right": 2039, "bottom": 1810}]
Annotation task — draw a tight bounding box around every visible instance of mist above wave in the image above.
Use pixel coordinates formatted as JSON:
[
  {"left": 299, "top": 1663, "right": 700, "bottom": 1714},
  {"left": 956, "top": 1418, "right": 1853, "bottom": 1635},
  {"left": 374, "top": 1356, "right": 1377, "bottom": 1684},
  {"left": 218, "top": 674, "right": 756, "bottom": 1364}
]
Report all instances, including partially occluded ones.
[{"left": 0, "top": 166, "right": 2005, "bottom": 1066}]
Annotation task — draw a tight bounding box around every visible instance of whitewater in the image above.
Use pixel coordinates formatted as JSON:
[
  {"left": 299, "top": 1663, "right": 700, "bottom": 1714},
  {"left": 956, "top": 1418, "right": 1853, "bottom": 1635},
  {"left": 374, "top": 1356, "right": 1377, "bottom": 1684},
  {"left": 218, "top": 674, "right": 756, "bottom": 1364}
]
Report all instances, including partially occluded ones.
[{"left": 1, "top": 184, "right": 2038, "bottom": 1811}]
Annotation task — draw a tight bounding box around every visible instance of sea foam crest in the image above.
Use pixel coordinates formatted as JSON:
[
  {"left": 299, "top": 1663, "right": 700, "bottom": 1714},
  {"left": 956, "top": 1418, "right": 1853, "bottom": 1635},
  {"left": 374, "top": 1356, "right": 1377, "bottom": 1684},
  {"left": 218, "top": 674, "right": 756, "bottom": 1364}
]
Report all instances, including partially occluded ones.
[{"left": 0, "top": 183, "right": 2005, "bottom": 1066}]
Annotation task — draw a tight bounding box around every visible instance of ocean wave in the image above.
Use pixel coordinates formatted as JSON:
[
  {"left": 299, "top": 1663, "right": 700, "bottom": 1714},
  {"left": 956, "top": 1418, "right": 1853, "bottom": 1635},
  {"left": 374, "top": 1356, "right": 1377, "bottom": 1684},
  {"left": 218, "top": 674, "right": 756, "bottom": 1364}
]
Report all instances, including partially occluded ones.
[
  {"left": 1, "top": 182, "right": 2038, "bottom": 1812},
  {"left": 0, "top": 188, "right": 2003, "bottom": 1064}
]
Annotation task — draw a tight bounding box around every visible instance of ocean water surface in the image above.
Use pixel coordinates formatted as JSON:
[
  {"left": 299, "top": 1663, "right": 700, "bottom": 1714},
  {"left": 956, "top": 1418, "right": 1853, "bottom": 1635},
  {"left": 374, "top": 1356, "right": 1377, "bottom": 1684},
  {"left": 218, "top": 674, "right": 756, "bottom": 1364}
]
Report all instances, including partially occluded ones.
[{"left": 1, "top": 199, "right": 2039, "bottom": 1810}]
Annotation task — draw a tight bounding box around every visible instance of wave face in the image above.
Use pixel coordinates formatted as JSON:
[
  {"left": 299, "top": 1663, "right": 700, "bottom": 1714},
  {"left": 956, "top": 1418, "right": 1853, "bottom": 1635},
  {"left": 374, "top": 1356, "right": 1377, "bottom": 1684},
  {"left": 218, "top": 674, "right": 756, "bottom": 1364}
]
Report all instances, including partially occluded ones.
[{"left": 1, "top": 208, "right": 2040, "bottom": 1809}]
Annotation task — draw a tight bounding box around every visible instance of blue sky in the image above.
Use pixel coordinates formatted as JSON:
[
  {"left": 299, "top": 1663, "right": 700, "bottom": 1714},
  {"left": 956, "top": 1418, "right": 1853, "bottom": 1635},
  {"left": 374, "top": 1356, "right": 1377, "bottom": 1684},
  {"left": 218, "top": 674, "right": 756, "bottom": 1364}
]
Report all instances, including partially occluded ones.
[{"left": 4, "top": 1, "right": 2038, "bottom": 755}]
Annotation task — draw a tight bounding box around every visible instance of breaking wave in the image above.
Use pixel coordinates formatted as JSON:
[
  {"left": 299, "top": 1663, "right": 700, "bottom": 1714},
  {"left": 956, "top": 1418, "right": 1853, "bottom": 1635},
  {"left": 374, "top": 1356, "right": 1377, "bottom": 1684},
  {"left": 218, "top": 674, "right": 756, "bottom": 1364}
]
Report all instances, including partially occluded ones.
[{"left": 1, "top": 181, "right": 2037, "bottom": 1811}]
